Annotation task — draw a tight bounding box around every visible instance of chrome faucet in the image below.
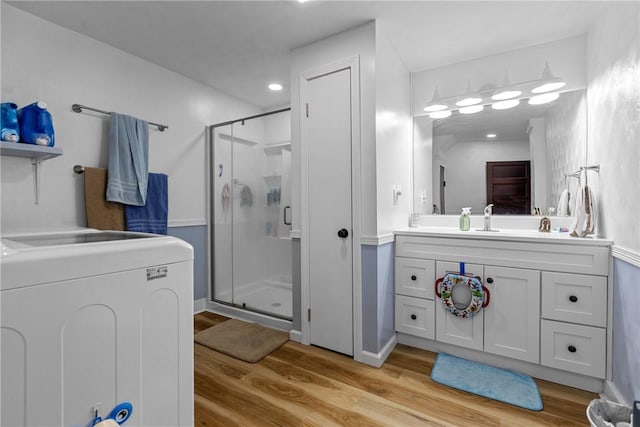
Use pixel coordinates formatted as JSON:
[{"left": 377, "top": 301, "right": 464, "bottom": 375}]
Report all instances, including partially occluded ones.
[{"left": 479, "top": 203, "right": 498, "bottom": 232}]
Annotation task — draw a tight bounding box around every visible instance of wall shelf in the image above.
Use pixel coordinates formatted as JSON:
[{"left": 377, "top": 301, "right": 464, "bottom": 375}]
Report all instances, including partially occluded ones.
[
  {"left": 1, "top": 142, "right": 63, "bottom": 204},
  {"left": 1, "top": 142, "right": 63, "bottom": 161}
]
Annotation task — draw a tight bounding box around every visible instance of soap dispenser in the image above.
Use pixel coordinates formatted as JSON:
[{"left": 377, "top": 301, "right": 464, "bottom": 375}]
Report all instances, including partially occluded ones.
[{"left": 459, "top": 207, "right": 471, "bottom": 231}]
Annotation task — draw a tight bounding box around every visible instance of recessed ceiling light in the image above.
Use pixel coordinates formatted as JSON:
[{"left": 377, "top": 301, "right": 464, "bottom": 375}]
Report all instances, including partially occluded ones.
[
  {"left": 486, "top": 133, "right": 497, "bottom": 138},
  {"left": 268, "top": 83, "right": 283, "bottom": 91}
]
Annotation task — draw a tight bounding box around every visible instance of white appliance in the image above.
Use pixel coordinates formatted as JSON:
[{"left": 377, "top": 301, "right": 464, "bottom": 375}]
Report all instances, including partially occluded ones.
[{"left": 1, "top": 229, "right": 194, "bottom": 427}]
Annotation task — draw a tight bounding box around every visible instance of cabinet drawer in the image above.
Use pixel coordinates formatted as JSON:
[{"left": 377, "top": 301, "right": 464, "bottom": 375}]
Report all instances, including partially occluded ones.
[
  {"left": 541, "top": 320, "right": 606, "bottom": 378},
  {"left": 395, "top": 257, "right": 435, "bottom": 299},
  {"left": 395, "top": 295, "right": 435, "bottom": 339},
  {"left": 541, "top": 272, "right": 607, "bottom": 327}
]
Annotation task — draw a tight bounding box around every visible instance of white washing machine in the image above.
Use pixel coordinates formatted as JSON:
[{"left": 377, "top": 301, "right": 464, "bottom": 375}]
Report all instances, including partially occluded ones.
[{"left": 1, "top": 229, "right": 194, "bottom": 427}]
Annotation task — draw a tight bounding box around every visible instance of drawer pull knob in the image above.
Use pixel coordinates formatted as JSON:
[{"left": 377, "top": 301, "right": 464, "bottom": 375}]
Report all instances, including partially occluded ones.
[
  {"left": 486, "top": 277, "right": 494, "bottom": 284},
  {"left": 568, "top": 345, "right": 577, "bottom": 353},
  {"left": 410, "top": 314, "right": 417, "bottom": 320},
  {"left": 569, "top": 295, "right": 578, "bottom": 303},
  {"left": 411, "top": 275, "right": 417, "bottom": 281}
]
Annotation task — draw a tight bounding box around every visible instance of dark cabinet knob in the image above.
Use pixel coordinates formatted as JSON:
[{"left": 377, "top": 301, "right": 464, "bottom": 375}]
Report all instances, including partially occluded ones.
[
  {"left": 337, "top": 228, "right": 349, "bottom": 238},
  {"left": 569, "top": 295, "right": 578, "bottom": 303},
  {"left": 410, "top": 314, "right": 417, "bottom": 320},
  {"left": 568, "top": 345, "right": 577, "bottom": 353},
  {"left": 411, "top": 275, "right": 417, "bottom": 281},
  {"left": 486, "top": 277, "right": 494, "bottom": 284}
]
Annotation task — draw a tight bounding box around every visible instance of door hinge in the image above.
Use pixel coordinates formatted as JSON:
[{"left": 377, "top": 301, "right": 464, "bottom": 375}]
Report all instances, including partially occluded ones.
[
  {"left": 305, "top": 103, "right": 309, "bottom": 118},
  {"left": 308, "top": 308, "right": 311, "bottom": 322}
]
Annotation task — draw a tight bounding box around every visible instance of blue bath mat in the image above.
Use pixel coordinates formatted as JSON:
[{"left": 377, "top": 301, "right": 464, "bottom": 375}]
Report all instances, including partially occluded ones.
[{"left": 430, "top": 353, "right": 543, "bottom": 411}]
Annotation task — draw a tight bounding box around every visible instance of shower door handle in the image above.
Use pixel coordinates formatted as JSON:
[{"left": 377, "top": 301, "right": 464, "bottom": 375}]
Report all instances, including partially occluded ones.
[{"left": 283, "top": 206, "right": 291, "bottom": 225}]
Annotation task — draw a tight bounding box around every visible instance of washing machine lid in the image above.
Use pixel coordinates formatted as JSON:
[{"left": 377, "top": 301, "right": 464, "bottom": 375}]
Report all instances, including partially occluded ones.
[
  {"left": 1, "top": 230, "right": 193, "bottom": 291},
  {"left": 4, "top": 231, "right": 152, "bottom": 247}
]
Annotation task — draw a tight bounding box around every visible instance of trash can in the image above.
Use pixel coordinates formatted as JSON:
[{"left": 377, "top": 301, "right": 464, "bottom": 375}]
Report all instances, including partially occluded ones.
[{"left": 586, "top": 398, "right": 633, "bottom": 427}]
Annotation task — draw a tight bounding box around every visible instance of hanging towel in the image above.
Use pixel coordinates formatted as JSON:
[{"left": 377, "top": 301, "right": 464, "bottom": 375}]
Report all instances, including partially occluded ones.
[
  {"left": 106, "top": 112, "right": 149, "bottom": 206},
  {"left": 556, "top": 188, "right": 570, "bottom": 216},
  {"left": 570, "top": 185, "right": 597, "bottom": 237},
  {"left": 83, "top": 167, "right": 125, "bottom": 231},
  {"left": 124, "top": 173, "right": 168, "bottom": 235}
]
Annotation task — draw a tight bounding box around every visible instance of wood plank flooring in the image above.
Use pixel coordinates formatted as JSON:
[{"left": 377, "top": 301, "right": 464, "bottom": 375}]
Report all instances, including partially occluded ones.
[{"left": 194, "top": 312, "right": 596, "bottom": 426}]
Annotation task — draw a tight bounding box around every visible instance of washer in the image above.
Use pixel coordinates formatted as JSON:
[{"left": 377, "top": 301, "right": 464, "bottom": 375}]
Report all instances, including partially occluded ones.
[{"left": 1, "top": 229, "right": 194, "bottom": 427}]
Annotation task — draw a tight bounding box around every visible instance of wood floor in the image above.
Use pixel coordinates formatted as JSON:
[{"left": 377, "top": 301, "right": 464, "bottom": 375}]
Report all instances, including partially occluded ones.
[{"left": 194, "top": 312, "right": 596, "bottom": 426}]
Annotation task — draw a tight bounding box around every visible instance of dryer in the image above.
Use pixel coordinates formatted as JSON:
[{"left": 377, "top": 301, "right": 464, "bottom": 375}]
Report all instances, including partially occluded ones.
[{"left": 1, "top": 229, "right": 194, "bottom": 427}]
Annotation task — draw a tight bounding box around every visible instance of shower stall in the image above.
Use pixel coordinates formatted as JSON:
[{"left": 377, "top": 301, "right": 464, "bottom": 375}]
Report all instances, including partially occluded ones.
[{"left": 208, "top": 108, "right": 292, "bottom": 323}]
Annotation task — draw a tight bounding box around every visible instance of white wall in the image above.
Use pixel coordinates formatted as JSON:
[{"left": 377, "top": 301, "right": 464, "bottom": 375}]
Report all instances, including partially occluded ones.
[
  {"left": 528, "top": 117, "right": 547, "bottom": 211},
  {"left": 290, "top": 22, "right": 376, "bottom": 237},
  {"left": 435, "top": 139, "right": 530, "bottom": 214},
  {"left": 1, "top": 4, "right": 260, "bottom": 232},
  {"left": 587, "top": 2, "right": 640, "bottom": 252},
  {"left": 413, "top": 116, "right": 433, "bottom": 215},
  {"left": 374, "top": 23, "right": 412, "bottom": 235}
]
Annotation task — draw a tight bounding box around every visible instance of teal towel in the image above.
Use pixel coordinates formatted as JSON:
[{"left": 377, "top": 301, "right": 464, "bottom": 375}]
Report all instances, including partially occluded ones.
[
  {"left": 106, "top": 112, "right": 149, "bottom": 206},
  {"left": 431, "top": 353, "right": 543, "bottom": 411},
  {"left": 125, "top": 173, "right": 168, "bottom": 235}
]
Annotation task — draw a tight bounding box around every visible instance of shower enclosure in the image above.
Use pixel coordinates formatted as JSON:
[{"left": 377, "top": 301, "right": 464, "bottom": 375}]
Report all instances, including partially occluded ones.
[{"left": 209, "top": 108, "right": 292, "bottom": 321}]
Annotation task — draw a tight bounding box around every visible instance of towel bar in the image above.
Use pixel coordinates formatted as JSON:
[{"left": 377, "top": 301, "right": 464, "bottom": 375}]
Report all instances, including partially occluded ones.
[{"left": 73, "top": 165, "right": 85, "bottom": 174}]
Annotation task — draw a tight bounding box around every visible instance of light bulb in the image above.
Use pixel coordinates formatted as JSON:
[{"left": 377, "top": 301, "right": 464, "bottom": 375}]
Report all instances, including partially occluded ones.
[
  {"left": 456, "top": 97, "right": 482, "bottom": 107},
  {"left": 429, "top": 110, "right": 452, "bottom": 119},
  {"left": 531, "top": 81, "right": 566, "bottom": 93},
  {"left": 459, "top": 105, "right": 484, "bottom": 114},
  {"left": 492, "top": 99, "right": 520, "bottom": 110},
  {"left": 424, "top": 104, "right": 448, "bottom": 112},
  {"left": 491, "top": 90, "right": 522, "bottom": 100},
  {"left": 528, "top": 93, "right": 560, "bottom": 105}
]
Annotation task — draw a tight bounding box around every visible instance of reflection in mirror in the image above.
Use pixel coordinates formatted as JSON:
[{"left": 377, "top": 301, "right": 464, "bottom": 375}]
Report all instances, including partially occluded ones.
[{"left": 413, "top": 89, "right": 586, "bottom": 216}]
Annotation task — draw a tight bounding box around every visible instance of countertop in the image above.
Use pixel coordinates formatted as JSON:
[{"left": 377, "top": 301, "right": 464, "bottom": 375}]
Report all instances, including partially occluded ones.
[{"left": 394, "top": 226, "right": 613, "bottom": 247}]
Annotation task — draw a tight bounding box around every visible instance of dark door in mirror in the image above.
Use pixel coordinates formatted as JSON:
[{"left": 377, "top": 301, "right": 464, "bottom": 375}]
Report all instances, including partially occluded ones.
[{"left": 486, "top": 161, "right": 531, "bottom": 214}]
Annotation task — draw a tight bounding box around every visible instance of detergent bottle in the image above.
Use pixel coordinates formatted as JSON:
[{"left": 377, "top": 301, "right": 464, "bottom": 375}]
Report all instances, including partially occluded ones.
[
  {"left": 1, "top": 102, "right": 20, "bottom": 142},
  {"left": 17, "top": 101, "right": 55, "bottom": 146}
]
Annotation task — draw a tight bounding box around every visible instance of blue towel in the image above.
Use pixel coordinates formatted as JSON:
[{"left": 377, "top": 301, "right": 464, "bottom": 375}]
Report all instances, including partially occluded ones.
[
  {"left": 125, "top": 173, "right": 168, "bottom": 235},
  {"left": 106, "top": 112, "right": 149, "bottom": 206}
]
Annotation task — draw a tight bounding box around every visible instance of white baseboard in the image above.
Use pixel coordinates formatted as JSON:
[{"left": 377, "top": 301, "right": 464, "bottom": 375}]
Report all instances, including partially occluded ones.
[
  {"left": 359, "top": 334, "right": 397, "bottom": 368},
  {"left": 193, "top": 298, "right": 207, "bottom": 314},
  {"left": 289, "top": 329, "right": 303, "bottom": 343},
  {"left": 602, "top": 380, "right": 629, "bottom": 405}
]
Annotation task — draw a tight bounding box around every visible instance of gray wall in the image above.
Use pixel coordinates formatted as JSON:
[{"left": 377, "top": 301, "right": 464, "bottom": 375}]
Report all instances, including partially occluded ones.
[{"left": 167, "top": 225, "right": 207, "bottom": 300}]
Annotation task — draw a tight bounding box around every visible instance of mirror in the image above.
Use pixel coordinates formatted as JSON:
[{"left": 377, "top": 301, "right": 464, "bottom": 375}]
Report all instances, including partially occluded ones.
[{"left": 413, "top": 89, "right": 587, "bottom": 216}]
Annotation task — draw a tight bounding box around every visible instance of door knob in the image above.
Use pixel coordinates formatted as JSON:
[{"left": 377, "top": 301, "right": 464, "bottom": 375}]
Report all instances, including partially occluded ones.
[{"left": 337, "top": 228, "right": 349, "bottom": 238}]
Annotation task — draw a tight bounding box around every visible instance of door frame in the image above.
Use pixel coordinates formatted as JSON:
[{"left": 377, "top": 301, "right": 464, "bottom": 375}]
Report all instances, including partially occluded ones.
[{"left": 299, "top": 56, "right": 362, "bottom": 361}]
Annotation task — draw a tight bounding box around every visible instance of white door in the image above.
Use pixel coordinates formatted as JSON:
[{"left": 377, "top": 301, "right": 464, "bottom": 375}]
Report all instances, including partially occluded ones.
[
  {"left": 484, "top": 265, "right": 540, "bottom": 363},
  {"left": 306, "top": 67, "right": 353, "bottom": 355},
  {"left": 435, "top": 261, "right": 485, "bottom": 351}
]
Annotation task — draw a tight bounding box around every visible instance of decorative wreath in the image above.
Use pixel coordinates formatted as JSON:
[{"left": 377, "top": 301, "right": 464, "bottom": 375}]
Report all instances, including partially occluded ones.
[{"left": 434, "top": 273, "right": 490, "bottom": 318}]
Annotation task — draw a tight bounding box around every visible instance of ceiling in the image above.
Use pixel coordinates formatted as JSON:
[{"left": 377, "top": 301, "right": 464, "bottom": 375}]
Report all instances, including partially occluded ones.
[{"left": 7, "top": 1, "right": 604, "bottom": 110}]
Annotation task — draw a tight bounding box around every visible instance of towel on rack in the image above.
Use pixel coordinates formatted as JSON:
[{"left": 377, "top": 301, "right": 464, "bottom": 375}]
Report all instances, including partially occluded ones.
[
  {"left": 556, "top": 188, "right": 570, "bottom": 216},
  {"left": 106, "top": 112, "right": 149, "bottom": 206},
  {"left": 240, "top": 184, "right": 253, "bottom": 207},
  {"left": 124, "top": 173, "right": 168, "bottom": 235},
  {"left": 570, "top": 185, "right": 597, "bottom": 237},
  {"left": 83, "top": 167, "right": 125, "bottom": 231}
]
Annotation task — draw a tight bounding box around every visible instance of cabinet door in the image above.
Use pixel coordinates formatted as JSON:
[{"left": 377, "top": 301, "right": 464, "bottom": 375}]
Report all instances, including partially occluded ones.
[
  {"left": 435, "top": 261, "right": 484, "bottom": 351},
  {"left": 484, "top": 266, "right": 540, "bottom": 363}
]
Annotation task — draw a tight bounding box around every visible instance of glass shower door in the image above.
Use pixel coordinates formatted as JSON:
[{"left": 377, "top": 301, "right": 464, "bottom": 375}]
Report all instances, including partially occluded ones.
[{"left": 210, "top": 110, "right": 292, "bottom": 320}]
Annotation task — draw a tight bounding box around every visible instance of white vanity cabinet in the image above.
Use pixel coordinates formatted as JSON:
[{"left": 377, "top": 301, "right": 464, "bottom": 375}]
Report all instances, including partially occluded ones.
[{"left": 394, "top": 231, "right": 611, "bottom": 387}]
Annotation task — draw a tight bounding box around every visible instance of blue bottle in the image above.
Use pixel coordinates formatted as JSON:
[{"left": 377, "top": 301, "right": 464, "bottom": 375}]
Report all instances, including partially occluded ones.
[
  {"left": 0, "top": 102, "right": 20, "bottom": 142},
  {"left": 17, "top": 101, "right": 55, "bottom": 146}
]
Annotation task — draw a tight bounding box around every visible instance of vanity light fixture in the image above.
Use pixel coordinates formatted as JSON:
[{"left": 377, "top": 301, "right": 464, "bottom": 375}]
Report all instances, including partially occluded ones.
[
  {"left": 491, "top": 72, "right": 522, "bottom": 100},
  {"left": 456, "top": 81, "right": 483, "bottom": 107},
  {"left": 423, "top": 87, "right": 448, "bottom": 112},
  {"left": 459, "top": 105, "right": 484, "bottom": 114},
  {"left": 531, "top": 61, "right": 566, "bottom": 94},
  {"left": 429, "top": 110, "right": 452, "bottom": 119},
  {"left": 268, "top": 83, "right": 283, "bottom": 91},
  {"left": 492, "top": 99, "right": 520, "bottom": 110},
  {"left": 528, "top": 92, "right": 560, "bottom": 105}
]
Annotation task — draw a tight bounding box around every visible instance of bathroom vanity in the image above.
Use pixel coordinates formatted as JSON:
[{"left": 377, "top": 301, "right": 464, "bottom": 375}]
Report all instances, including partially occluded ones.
[{"left": 393, "top": 226, "right": 612, "bottom": 392}]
